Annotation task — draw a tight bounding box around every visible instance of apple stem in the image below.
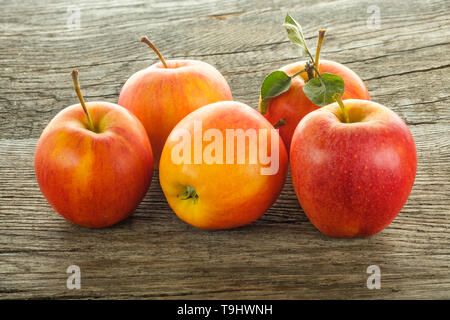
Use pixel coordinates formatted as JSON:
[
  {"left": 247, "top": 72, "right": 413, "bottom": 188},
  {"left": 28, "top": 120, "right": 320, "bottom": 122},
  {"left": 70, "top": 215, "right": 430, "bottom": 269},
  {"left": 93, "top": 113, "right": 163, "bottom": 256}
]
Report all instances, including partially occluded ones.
[
  {"left": 140, "top": 36, "right": 168, "bottom": 68},
  {"left": 305, "top": 61, "right": 315, "bottom": 81},
  {"left": 314, "top": 29, "right": 326, "bottom": 77},
  {"left": 273, "top": 118, "right": 287, "bottom": 128},
  {"left": 71, "top": 69, "right": 95, "bottom": 132},
  {"left": 333, "top": 94, "right": 350, "bottom": 123}
]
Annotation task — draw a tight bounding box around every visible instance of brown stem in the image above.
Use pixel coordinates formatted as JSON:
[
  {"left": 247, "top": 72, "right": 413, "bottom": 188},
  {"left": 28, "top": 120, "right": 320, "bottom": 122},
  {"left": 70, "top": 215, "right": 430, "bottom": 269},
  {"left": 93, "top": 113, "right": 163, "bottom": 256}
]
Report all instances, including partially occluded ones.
[
  {"left": 140, "top": 36, "right": 168, "bottom": 68},
  {"left": 273, "top": 118, "right": 287, "bottom": 129},
  {"left": 71, "top": 70, "right": 95, "bottom": 131},
  {"left": 314, "top": 29, "right": 326, "bottom": 77},
  {"left": 305, "top": 61, "right": 315, "bottom": 81}
]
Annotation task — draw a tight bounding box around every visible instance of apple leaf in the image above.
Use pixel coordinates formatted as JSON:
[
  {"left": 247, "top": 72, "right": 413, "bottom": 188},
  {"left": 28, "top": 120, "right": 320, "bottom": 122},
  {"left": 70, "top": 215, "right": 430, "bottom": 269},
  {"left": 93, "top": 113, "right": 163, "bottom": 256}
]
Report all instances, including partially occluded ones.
[
  {"left": 302, "top": 73, "right": 345, "bottom": 106},
  {"left": 260, "top": 70, "right": 292, "bottom": 114},
  {"left": 283, "top": 13, "right": 311, "bottom": 58}
]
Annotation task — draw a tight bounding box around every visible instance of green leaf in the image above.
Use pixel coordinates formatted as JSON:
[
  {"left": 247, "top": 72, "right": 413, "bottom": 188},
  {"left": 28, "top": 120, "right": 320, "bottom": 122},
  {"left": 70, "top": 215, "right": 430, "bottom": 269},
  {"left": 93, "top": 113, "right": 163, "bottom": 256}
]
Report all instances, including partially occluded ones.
[
  {"left": 302, "top": 73, "right": 345, "bottom": 106},
  {"left": 283, "top": 13, "right": 310, "bottom": 57},
  {"left": 260, "top": 70, "right": 292, "bottom": 114}
]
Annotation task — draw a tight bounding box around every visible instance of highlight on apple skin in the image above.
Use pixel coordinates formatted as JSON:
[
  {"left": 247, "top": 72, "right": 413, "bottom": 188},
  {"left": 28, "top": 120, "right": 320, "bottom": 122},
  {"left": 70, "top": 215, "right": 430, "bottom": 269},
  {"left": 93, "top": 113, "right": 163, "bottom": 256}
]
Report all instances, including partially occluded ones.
[{"left": 290, "top": 99, "right": 417, "bottom": 238}]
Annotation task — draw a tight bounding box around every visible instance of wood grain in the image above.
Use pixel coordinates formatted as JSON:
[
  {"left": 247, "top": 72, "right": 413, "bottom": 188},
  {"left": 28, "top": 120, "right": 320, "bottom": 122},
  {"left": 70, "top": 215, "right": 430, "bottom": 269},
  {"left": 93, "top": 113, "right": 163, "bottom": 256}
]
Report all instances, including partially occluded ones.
[{"left": 0, "top": 0, "right": 449, "bottom": 299}]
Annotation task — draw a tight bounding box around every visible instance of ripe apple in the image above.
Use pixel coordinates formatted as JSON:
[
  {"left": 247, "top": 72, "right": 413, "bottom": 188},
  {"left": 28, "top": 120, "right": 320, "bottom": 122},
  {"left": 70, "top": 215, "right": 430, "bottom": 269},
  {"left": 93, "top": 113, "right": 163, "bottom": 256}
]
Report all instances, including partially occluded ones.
[
  {"left": 159, "top": 101, "right": 288, "bottom": 230},
  {"left": 118, "top": 36, "right": 233, "bottom": 167},
  {"left": 34, "top": 70, "right": 154, "bottom": 228},
  {"left": 290, "top": 99, "right": 417, "bottom": 238},
  {"left": 259, "top": 59, "right": 370, "bottom": 152}
]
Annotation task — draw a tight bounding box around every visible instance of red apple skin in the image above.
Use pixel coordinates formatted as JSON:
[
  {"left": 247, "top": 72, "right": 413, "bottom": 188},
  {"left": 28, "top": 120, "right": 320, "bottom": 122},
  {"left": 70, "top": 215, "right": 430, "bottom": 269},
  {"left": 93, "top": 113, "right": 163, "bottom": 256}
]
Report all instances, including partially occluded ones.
[
  {"left": 290, "top": 99, "right": 417, "bottom": 238},
  {"left": 34, "top": 102, "right": 153, "bottom": 228},
  {"left": 118, "top": 60, "right": 233, "bottom": 167},
  {"left": 259, "top": 59, "right": 370, "bottom": 152},
  {"left": 159, "top": 101, "right": 288, "bottom": 230}
]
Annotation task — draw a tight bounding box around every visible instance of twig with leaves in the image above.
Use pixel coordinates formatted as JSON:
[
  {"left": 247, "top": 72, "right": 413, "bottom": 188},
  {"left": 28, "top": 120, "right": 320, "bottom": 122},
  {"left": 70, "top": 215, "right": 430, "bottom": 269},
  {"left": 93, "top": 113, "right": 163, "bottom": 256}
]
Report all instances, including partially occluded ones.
[{"left": 260, "top": 13, "right": 345, "bottom": 115}]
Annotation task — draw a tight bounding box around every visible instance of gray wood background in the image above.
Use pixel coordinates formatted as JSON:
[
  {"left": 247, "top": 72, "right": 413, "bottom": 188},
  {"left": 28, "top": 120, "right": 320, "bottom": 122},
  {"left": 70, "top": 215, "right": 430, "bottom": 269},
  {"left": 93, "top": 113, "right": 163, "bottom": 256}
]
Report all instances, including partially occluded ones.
[{"left": 1, "top": 0, "right": 449, "bottom": 299}]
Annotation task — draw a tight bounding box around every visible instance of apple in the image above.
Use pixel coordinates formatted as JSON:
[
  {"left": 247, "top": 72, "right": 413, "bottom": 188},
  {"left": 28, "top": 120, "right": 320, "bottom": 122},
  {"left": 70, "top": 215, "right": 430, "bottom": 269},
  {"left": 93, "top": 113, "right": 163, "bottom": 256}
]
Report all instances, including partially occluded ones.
[
  {"left": 34, "top": 70, "right": 153, "bottom": 228},
  {"left": 159, "top": 101, "right": 288, "bottom": 230},
  {"left": 260, "top": 60, "right": 370, "bottom": 152},
  {"left": 290, "top": 99, "right": 417, "bottom": 238},
  {"left": 118, "top": 36, "right": 233, "bottom": 167},
  {"left": 258, "top": 17, "right": 371, "bottom": 153}
]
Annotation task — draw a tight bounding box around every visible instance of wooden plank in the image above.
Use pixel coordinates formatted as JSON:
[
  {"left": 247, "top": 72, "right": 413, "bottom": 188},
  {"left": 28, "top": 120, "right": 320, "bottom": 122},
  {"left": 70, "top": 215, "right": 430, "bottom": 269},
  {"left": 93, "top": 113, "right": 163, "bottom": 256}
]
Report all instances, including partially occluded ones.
[{"left": 0, "top": 0, "right": 449, "bottom": 299}]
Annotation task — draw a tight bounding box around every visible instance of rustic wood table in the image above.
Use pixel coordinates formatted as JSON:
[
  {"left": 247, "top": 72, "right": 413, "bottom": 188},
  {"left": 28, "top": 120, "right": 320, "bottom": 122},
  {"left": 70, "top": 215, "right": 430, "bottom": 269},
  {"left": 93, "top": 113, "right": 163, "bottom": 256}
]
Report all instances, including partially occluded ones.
[{"left": 1, "top": 0, "right": 449, "bottom": 299}]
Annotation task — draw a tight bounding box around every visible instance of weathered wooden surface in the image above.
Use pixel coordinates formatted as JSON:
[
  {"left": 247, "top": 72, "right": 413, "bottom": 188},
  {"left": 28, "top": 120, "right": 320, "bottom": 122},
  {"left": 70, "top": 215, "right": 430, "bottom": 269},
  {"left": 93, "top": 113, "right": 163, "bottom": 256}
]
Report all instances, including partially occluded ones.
[{"left": 1, "top": 0, "right": 449, "bottom": 299}]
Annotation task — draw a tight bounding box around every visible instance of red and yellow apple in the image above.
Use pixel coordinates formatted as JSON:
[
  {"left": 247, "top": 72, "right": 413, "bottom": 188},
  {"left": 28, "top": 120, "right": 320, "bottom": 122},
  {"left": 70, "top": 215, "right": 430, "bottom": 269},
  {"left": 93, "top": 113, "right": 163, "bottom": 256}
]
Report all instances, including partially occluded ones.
[
  {"left": 159, "top": 101, "right": 288, "bottom": 230},
  {"left": 118, "top": 37, "right": 233, "bottom": 167},
  {"left": 290, "top": 99, "right": 417, "bottom": 238},
  {"left": 259, "top": 60, "right": 370, "bottom": 152},
  {"left": 34, "top": 70, "right": 153, "bottom": 228}
]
